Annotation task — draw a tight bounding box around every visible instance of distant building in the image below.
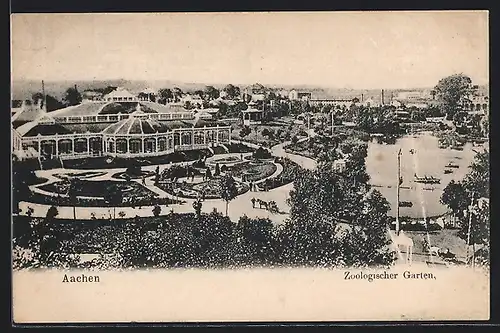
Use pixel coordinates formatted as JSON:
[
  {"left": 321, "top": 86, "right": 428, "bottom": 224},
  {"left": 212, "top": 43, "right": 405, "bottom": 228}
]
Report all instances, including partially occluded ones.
[
  {"left": 462, "top": 91, "right": 489, "bottom": 115},
  {"left": 396, "top": 91, "right": 432, "bottom": 101},
  {"left": 288, "top": 90, "right": 312, "bottom": 101},
  {"left": 309, "top": 98, "right": 355, "bottom": 108},
  {"left": 103, "top": 87, "right": 138, "bottom": 102},
  {"left": 333, "top": 159, "right": 347, "bottom": 173},
  {"left": 82, "top": 90, "right": 103, "bottom": 102},
  {"left": 242, "top": 108, "right": 264, "bottom": 126}
]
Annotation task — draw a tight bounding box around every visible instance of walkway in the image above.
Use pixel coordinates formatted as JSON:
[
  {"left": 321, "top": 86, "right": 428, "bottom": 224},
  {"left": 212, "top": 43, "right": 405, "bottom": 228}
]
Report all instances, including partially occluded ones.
[{"left": 18, "top": 143, "right": 317, "bottom": 224}]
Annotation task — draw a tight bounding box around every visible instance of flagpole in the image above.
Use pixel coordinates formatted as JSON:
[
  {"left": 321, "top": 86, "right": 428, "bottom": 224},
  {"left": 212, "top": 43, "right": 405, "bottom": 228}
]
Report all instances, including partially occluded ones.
[{"left": 396, "top": 148, "right": 402, "bottom": 235}]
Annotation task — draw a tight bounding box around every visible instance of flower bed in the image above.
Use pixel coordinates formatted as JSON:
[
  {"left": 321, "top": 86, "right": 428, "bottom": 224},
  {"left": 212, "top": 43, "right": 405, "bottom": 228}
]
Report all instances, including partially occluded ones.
[
  {"left": 156, "top": 177, "right": 249, "bottom": 199},
  {"left": 259, "top": 157, "right": 303, "bottom": 190},
  {"left": 62, "top": 150, "right": 213, "bottom": 169},
  {"left": 54, "top": 171, "right": 108, "bottom": 180},
  {"left": 230, "top": 160, "right": 277, "bottom": 182},
  {"left": 226, "top": 143, "right": 255, "bottom": 153},
  {"left": 35, "top": 179, "right": 183, "bottom": 207},
  {"left": 111, "top": 170, "right": 155, "bottom": 180}
]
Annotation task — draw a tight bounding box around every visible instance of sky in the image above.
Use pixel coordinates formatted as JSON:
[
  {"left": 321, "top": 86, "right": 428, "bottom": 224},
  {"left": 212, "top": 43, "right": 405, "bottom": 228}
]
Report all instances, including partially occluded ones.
[{"left": 11, "top": 11, "right": 489, "bottom": 89}]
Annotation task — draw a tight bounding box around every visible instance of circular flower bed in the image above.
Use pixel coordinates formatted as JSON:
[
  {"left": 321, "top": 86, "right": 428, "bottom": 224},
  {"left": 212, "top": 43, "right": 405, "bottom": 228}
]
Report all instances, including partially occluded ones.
[
  {"left": 230, "top": 160, "right": 277, "bottom": 182},
  {"left": 111, "top": 170, "right": 155, "bottom": 180},
  {"left": 54, "top": 171, "right": 108, "bottom": 180},
  {"left": 156, "top": 177, "right": 249, "bottom": 199}
]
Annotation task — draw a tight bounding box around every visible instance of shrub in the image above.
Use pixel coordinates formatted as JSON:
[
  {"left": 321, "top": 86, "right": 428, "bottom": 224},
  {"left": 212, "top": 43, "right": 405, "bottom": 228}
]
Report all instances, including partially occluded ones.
[{"left": 252, "top": 147, "right": 272, "bottom": 160}]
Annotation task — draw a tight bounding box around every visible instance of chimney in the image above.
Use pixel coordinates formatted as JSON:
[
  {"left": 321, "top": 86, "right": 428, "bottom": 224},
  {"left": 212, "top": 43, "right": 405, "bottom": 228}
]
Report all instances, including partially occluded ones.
[
  {"left": 381, "top": 89, "right": 385, "bottom": 106},
  {"left": 361, "top": 93, "right": 364, "bottom": 102}
]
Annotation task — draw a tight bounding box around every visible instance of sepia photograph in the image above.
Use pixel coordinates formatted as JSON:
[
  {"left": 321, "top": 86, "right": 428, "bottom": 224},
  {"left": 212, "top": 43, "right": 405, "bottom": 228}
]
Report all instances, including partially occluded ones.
[{"left": 11, "top": 11, "right": 490, "bottom": 323}]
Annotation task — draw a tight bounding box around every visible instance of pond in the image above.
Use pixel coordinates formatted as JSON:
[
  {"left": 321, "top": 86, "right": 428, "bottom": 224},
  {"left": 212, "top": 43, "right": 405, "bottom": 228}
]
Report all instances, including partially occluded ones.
[{"left": 366, "top": 132, "right": 482, "bottom": 219}]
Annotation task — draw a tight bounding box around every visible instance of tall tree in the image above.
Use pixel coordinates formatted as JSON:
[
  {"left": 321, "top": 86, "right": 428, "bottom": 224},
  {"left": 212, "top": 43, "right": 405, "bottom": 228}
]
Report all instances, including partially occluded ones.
[
  {"left": 158, "top": 88, "right": 174, "bottom": 104},
  {"left": 32, "top": 93, "right": 64, "bottom": 111},
  {"left": 434, "top": 73, "right": 473, "bottom": 119},
  {"left": 204, "top": 86, "right": 220, "bottom": 100},
  {"left": 223, "top": 84, "right": 240, "bottom": 99},
  {"left": 172, "top": 87, "right": 183, "bottom": 102},
  {"left": 63, "top": 86, "right": 83, "bottom": 106},
  {"left": 219, "top": 174, "right": 238, "bottom": 217}
]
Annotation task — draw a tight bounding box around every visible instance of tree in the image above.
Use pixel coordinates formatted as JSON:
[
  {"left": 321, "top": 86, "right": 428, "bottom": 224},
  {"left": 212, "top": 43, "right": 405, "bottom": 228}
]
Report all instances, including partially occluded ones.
[
  {"left": 205, "top": 86, "right": 220, "bottom": 100},
  {"left": 158, "top": 88, "right": 174, "bottom": 104},
  {"left": 194, "top": 90, "right": 204, "bottom": 99},
  {"left": 32, "top": 93, "right": 64, "bottom": 111},
  {"left": 63, "top": 86, "right": 83, "bottom": 106},
  {"left": 192, "top": 200, "right": 203, "bottom": 219},
  {"left": 214, "top": 163, "right": 221, "bottom": 176},
  {"left": 441, "top": 180, "right": 469, "bottom": 223},
  {"left": 223, "top": 84, "right": 240, "bottom": 99},
  {"left": 434, "top": 73, "right": 473, "bottom": 119},
  {"left": 172, "top": 87, "right": 183, "bottom": 102},
  {"left": 67, "top": 177, "right": 79, "bottom": 220},
  {"left": 219, "top": 174, "right": 238, "bottom": 216},
  {"left": 481, "top": 116, "right": 489, "bottom": 137},
  {"left": 103, "top": 184, "right": 123, "bottom": 220},
  {"left": 152, "top": 205, "right": 161, "bottom": 217}
]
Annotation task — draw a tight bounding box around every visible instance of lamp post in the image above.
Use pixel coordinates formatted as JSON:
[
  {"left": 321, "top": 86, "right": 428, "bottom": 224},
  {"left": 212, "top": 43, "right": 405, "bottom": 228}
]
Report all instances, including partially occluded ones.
[
  {"left": 466, "top": 192, "right": 476, "bottom": 269},
  {"left": 396, "top": 148, "right": 402, "bottom": 235}
]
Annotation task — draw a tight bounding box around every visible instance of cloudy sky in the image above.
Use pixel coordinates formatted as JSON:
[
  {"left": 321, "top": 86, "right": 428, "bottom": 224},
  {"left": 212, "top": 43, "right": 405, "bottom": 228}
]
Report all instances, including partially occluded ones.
[{"left": 11, "top": 11, "right": 489, "bottom": 89}]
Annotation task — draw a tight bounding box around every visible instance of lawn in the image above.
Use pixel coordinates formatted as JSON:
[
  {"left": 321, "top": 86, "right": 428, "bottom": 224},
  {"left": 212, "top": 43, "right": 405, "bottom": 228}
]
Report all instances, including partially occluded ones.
[
  {"left": 231, "top": 122, "right": 309, "bottom": 148},
  {"left": 35, "top": 179, "right": 181, "bottom": 207},
  {"left": 62, "top": 150, "right": 213, "bottom": 169}
]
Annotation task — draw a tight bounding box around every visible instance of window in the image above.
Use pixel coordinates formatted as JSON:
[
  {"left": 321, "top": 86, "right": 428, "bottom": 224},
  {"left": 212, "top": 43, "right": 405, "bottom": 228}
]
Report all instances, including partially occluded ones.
[
  {"left": 120, "top": 115, "right": 129, "bottom": 120},
  {"left": 68, "top": 117, "right": 81, "bottom": 123},
  {"left": 83, "top": 116, "right": 96, "bottom": 122},
  {"left": 172, "top": 113, "right": 182, "bottom": 119},
  {"left": 194, "top": 132, "right": 204, "bottom": 145},
  {"left": 129, "top": 139, "right": 142, "bottom": 154},
  {"left": 181, "top": 132, "right": 192, "bottom": 145},
  {"left": 109, "top": 115, "right": 119, "bottom": 121},
  {"left": 116, "top": 139, "right": 127, "bottom": 153},
  {"left": 97, "top": 116, "right": 108, "bottom": 122},
  {"left": 54, "top": 117, "right": 67, "bottom": 123}
]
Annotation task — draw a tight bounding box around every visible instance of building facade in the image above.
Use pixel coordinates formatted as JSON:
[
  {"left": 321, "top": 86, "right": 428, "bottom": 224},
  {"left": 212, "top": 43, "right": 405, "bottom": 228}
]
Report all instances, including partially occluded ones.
[{"left": 12, "top": 90, "right": 231, "bottom": 161}]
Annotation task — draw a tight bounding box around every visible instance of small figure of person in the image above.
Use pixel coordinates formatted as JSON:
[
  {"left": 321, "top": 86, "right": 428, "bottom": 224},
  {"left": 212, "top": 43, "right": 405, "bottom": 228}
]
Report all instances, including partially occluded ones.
[
  {"left": 240, "top": 153, "right": 243, "bottom": 160},
  {"left": 142, "top": 175, "right": 146, "bottom": 185},
  {"left": 251, "top": 197, "right": 256, "bottom": 208},
  {"left": 250, "top": 181, "right": 254, "bottom": 192},
  {"left": 202, "top": 190, "right": 206, "bottom": 202},
  {"left": 192, "top": 172, "right": 195, "bottom": 182}
]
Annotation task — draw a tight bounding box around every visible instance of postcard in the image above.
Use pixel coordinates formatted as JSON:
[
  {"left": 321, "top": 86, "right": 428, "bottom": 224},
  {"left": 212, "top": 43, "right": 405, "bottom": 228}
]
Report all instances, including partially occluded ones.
[{"left": 11, "top": 11, "right": 490, "bottom": 323}]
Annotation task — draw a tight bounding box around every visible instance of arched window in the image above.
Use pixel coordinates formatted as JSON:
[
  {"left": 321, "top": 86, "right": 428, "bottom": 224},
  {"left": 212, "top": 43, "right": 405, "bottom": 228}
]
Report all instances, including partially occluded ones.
[
  {"left": 129, "top": 139, "right": 142, "bottom": 154},
  {"left": 158, "top": 137, "right": 167, "bottom": 151},
  {"left": 58, "top": 139, "right": 73, "bottom": 154},
  {"left": 116, "top": 139, "right": 127, "bottom": 153},
  {"left": 74, "top": 138, "right": 87, "bottom": 153},
  {"left": 144, "top": 138, "right": 156, "bottom": 153},
  {"left": 181, "top": 132, "right": 192, "bottom": 145},
  {"left": 194, "top": 131, "right": 204, "bottom": 145}
]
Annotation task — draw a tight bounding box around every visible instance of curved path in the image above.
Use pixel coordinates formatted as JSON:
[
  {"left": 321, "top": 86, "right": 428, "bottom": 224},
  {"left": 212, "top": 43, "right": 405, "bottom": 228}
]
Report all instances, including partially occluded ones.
[{"left": 18, "top": 143, "right": 317, "bottom": 224}]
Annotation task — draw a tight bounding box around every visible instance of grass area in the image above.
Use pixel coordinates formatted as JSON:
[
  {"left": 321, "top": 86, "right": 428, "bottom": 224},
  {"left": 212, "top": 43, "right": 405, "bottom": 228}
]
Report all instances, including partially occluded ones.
[
  {"left": 39, "top": 179, "right": 154, "bottom": 198},
  {"left": 53, "top": 171, "right": 108, "bottom": 180},
  {"left": 62, "top": 150, "right": 213, "bottom": 169},
  {"left": 226, "top": 143, "right": 255, "bottom": 153},
  {"left": 231, "top": 123, "right": 308, "bottom": 147},
  {"left": 211, "top": 146, "right": 227, "bottom": 154},
  {"left": 34, "top": 179, "right": 183, "bottom": 207},
  {"left": 230, "top": 160, "right": 277, "bottom": 182},
  {"left": 111, "top": 170, "right": 155, "bottom": 180},
  {"left": 405, "top": 229, "right": 468, "bottom": 261}
]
